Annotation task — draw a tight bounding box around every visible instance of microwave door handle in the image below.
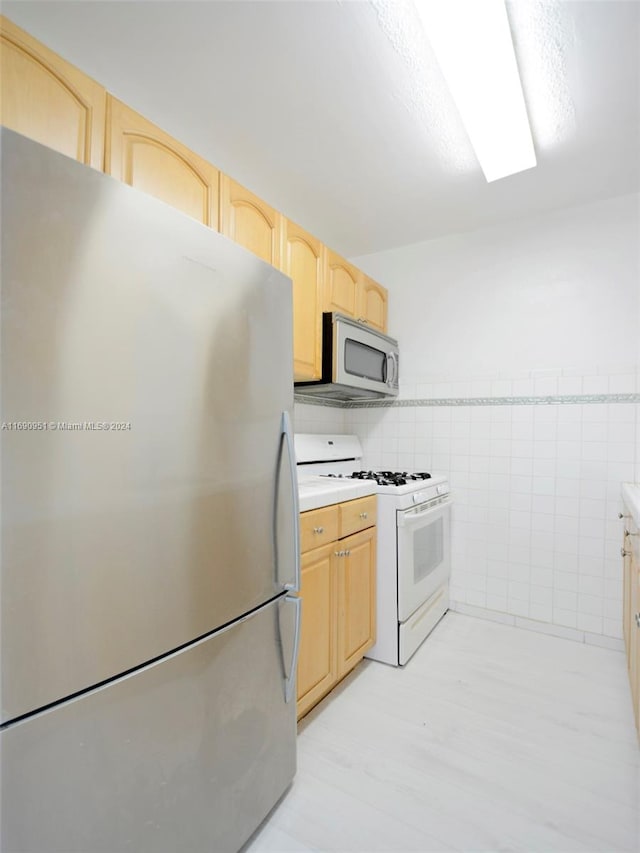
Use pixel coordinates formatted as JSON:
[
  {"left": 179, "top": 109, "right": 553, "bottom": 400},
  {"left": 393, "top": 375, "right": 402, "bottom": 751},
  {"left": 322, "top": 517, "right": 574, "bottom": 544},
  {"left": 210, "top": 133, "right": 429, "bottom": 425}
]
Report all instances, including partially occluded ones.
[
  {"left": 387, "top": 352, "right": 397, "bottom": 385},
  {"left": 383, "top": 353, "right": 389, "bottom": 384}
]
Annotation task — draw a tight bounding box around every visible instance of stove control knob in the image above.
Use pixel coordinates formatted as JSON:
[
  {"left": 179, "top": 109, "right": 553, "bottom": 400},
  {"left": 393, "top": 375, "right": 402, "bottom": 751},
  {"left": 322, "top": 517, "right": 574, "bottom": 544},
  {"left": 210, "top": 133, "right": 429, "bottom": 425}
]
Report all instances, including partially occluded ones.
[
  {"left": 436, "top": 484, "right": 447, "bottom": 495},
  {"left": 412, "top": 492, "right": 425, "bottom": 504}
]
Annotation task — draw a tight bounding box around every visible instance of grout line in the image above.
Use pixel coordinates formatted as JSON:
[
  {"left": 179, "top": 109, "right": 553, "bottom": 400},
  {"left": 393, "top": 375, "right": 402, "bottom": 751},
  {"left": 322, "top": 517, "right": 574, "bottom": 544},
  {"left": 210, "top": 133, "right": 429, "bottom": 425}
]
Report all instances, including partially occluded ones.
[{"left": 449, "top": 601, "right": 625, "bottom": 651}]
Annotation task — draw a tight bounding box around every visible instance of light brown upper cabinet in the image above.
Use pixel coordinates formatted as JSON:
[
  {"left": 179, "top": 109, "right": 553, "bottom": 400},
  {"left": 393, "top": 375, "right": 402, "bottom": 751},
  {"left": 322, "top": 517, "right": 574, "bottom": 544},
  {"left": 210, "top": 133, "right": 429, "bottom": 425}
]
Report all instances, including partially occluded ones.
[
  {"left": 359, "top": 274, "right": 388, "bottom": 334},
  {"left": 323, "top": 248, "right": 360, "bottom": 319},
  {"left": 105, "top": 97, "right": 218, "bottom": 228},
  {"left": 282, "top": 219, "right": 323, "bottom": 382},
  {"left": 323, "top": 247, "right": 388, "bottom": 334},
  {"left": 0, "top": 15, "right": 106, "bottom": 169},
  {"left": 219, "top": 175, "right": 281, "bottom": 267}
]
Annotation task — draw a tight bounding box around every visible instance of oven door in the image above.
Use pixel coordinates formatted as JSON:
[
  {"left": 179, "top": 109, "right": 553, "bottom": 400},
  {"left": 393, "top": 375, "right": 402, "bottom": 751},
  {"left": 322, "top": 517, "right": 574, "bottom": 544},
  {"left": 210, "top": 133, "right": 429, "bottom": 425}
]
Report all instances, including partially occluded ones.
[{"left": 397, "top": 496, "right": 452, "bottom": 623}]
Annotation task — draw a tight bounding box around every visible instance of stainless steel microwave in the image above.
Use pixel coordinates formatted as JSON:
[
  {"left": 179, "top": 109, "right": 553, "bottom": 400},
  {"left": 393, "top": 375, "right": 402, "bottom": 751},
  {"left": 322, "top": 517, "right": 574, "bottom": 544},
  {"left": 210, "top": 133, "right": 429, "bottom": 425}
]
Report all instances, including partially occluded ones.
[{"left": 294, "top": 313, "right": 399, "bottom": 402}]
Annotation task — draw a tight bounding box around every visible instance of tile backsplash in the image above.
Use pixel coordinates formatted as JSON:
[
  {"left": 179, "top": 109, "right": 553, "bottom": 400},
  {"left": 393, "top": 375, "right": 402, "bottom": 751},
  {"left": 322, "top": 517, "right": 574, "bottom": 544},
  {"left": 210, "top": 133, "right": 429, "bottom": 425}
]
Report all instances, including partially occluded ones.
[
  {"left": 298, "top": 365, "right": 639, "bottom": 642},
  {"left": 294, "top": 402, "right": 345, "bottom": 435}
]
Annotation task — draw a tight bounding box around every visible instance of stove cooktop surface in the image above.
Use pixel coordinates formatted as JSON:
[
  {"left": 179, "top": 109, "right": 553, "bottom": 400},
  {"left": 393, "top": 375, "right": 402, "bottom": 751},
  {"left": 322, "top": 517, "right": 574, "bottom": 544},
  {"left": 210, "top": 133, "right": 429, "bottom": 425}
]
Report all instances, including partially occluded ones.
[{"left": 322, "top": 470, "right": 433, "bottom": 487}]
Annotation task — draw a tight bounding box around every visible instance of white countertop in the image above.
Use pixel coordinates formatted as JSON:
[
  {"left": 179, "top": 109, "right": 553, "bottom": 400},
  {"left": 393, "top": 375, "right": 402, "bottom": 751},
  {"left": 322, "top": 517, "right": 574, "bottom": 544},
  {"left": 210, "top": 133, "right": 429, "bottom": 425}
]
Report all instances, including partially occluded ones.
[
  {"left": 622, "top": 482, "right": 640, "bottom": 529},
  {"left": 297, "top": 475, "right": 377, "bottom": 512}
]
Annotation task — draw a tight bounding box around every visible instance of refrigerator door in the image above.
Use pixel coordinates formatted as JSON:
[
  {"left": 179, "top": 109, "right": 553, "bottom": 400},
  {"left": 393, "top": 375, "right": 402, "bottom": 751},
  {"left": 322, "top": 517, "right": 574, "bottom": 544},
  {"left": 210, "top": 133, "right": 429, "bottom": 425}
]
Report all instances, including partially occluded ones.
[
  {"left": 1, "top": 129, "right": 296, "bottom": 723},
  {"left": 1, "top": 595, "right": 298, "bottom": 853}
]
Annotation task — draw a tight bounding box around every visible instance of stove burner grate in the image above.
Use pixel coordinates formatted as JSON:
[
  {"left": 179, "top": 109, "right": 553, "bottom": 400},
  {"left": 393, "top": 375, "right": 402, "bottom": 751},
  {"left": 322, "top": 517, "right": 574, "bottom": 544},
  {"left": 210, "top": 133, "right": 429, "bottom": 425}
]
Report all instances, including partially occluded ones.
[{"left": 325, "top": 470, "right": 433, "bottom": 487}]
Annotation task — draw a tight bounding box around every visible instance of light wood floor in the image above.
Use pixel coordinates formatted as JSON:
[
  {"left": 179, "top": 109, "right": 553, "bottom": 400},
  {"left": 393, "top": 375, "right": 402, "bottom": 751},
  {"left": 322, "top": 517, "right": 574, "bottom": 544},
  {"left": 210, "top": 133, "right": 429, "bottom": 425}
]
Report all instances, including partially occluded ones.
[{"left": 245, "top": 613, "right": 640, "bottom": 853}]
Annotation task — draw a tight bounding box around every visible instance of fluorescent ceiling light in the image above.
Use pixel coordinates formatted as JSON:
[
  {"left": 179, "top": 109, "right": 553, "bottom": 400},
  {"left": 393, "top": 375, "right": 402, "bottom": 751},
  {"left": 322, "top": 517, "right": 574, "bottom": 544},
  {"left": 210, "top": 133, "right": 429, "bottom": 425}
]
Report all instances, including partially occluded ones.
[{"left": 414, "top": 0, "right": 537, "bottom": 182}]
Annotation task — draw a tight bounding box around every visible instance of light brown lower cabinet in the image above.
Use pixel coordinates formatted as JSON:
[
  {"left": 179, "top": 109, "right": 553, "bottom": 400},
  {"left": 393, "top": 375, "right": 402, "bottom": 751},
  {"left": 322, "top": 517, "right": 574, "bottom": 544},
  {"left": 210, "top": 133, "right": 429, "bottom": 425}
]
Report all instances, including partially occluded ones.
[
  {"left": 296, "top": 497, "right": 376, "bottom": 720},
  {"left": 622, "top": 515, "right": 640, "bottom": 739}
]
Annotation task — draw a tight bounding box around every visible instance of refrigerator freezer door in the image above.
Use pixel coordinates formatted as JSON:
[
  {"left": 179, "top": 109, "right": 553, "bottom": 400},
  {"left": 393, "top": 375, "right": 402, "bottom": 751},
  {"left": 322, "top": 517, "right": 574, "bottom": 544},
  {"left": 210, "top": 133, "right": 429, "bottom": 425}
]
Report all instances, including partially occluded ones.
[
  {"left": 1, "top": 596, "right": 297, "bottom": 853},
  {"left": 1, "top": 130, "right": 295, "bottom": 723}
]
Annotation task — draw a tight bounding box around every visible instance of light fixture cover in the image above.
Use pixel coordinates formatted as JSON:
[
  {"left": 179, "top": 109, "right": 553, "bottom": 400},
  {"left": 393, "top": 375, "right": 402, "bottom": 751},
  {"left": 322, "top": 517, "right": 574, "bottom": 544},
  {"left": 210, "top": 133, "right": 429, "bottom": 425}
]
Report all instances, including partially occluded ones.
[{"left": 415, "top": 0, "right": 537, "bottom": 182}]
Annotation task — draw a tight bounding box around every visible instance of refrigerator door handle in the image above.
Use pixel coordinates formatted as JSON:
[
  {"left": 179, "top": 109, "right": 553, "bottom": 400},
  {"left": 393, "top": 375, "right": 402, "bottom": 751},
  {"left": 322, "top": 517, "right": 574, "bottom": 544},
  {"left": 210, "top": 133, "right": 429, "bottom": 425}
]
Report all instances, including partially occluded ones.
[
  {"left": 281, "top": 410, "right": 301, "bottom": 593},
  {"left": 284, "top": 594, "right": 302, "bottom": 704}
]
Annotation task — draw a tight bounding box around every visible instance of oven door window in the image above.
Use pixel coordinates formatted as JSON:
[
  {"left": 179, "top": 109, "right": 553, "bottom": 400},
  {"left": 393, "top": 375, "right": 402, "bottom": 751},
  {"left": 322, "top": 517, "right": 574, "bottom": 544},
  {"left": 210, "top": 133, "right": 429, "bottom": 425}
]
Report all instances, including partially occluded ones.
[
  {"left": 344, "top": 338, "right": 386, "bottom": 383},
  {"left": 414, "top": 517, "right": 443, "bottom": 583},
  {"left": 397, "top": 501, "right": 451, "bottom": 623}
]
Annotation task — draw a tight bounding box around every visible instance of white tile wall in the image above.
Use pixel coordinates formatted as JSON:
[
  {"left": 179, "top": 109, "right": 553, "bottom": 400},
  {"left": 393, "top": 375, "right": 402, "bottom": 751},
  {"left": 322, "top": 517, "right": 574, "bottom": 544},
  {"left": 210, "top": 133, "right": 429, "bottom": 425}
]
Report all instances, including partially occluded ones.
[
  {"left": 293, "top": 402, "right": 345, "bottom": 435},
  {"left": 343, "top": 366, "right": 639, "bottom": 640}
]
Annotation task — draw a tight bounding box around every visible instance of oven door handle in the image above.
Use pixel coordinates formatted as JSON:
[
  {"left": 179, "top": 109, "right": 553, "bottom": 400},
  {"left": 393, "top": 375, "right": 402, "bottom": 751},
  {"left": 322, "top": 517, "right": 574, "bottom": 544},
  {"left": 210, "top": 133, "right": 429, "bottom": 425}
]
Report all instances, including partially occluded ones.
[{"left": 397, "top": 497, "right": 452, "bottom": 528}]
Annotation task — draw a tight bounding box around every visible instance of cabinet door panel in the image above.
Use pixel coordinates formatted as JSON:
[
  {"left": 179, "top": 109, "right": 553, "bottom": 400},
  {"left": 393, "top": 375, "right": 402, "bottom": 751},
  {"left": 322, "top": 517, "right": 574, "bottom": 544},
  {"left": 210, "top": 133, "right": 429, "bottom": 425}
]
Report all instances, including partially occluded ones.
[
  {"left": 624, "top": 541, "right": 632, "bottom": 660},
  {"left": 324, "top": 248, "right": 360, "bottom": 319},
  {"left": 220, "top": 175, "right": 281, "bottom": 266},
  {"left": 359, "top": 274, "right": 388, "bottom": 333},
  {"left": 105, "top": 97, "right": 218, "bottom": 228},
  {"left": 296, "top": 544, "right": 336, "bottom": 718},
  {"left": 282, "top": 220, "right": 323, "bottom": 381},
  {"left": 338, "top": 527, "right": 376, "bottom": 676},
  {"left": 630, "top": 547, "right": 640, "bottom": 734},
  {"left": 635, "top": 561, "right": 640, "bottom": 736},
  {"left": 0, "top": 15, "right": 105, "bottom": 169}
]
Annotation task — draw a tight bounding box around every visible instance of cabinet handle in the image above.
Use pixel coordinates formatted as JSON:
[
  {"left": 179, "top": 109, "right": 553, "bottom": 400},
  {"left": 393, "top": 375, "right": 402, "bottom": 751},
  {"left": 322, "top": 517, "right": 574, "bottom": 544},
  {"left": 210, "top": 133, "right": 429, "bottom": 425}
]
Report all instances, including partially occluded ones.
[
  {"left": 635, "top": 613, "right": 640, "bottom": 627},
  {"left": 359, "top": 512, "right": 368, "bottom": 519},
  {"left": 334, "top": 550, "right": 343, "bottom": 557},
  {"left": 621, "top": 547, "right": 630, "bottom": 557},
  {"left": 313, "top": 526, "right": 324, "bottom": 534},
  {"left": 345, "top": 549, "right": 351, "bottom": 556}
]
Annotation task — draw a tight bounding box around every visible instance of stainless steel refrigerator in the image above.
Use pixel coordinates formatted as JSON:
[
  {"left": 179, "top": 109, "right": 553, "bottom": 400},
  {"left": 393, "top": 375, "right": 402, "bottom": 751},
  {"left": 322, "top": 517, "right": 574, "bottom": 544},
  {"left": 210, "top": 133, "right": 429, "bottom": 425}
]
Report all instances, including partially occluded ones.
[{"left": 0, "top": 127, "right": 301, "bottom": 853}]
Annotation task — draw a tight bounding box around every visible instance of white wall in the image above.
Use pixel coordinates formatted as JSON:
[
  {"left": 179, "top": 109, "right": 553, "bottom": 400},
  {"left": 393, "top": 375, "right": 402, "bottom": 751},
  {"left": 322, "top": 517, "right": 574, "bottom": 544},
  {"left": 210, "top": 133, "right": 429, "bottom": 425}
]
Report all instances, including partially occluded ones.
[
  {"left": 353, "top": 194, "right": 640, "bottom": 383},
  {"left": 346, "top": 194, "right": 640, "bottom": 644}
]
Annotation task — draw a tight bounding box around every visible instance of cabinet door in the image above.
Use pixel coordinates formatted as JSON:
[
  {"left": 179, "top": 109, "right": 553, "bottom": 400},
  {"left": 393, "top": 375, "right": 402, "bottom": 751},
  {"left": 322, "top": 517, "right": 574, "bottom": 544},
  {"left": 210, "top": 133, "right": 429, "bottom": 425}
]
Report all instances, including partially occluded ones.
[
  {"left": 296, "top": 543, "right": 337, "bottom": 719},
  {"left": 282, "top": 219, "right": 323, "bottom": 381},
  {"left": 220, "top": 175, "right": 281, "bottom": 266},
  {"left": 324, "top": 248, "right": 360, "bottom": 319},
  {"left": 630, "top": 547, "right": 640, "bottom": 735},
  {"left": 105, "top": 97, "right": 218, "bottom": 228},
  {"left": 337, "top": 527, "right": 376, "bottom": 677},
  {"left": 624, "top": 536, "right": 633, "bottom": 660},
  {"left": 0, "top": 15, "right": 106, "bottom": 169},
  {"left": 358, "top": 274, "right": 388, "bottom": 334}
]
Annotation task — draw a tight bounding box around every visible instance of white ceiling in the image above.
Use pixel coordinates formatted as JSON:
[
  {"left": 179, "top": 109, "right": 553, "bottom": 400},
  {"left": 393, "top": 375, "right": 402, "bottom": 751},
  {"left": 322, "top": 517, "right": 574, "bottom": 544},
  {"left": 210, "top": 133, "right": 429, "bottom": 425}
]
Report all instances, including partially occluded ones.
[{"left": 5, "top": 0, "right": 640, "bottom": 257}]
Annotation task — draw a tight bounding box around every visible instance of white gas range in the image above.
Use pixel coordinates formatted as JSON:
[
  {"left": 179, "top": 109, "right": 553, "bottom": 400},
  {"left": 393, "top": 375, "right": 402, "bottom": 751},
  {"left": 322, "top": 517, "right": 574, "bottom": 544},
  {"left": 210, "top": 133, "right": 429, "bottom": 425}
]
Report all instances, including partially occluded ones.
[{"left": 295, "top": 434, "right": 452, "bottom": 666}]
